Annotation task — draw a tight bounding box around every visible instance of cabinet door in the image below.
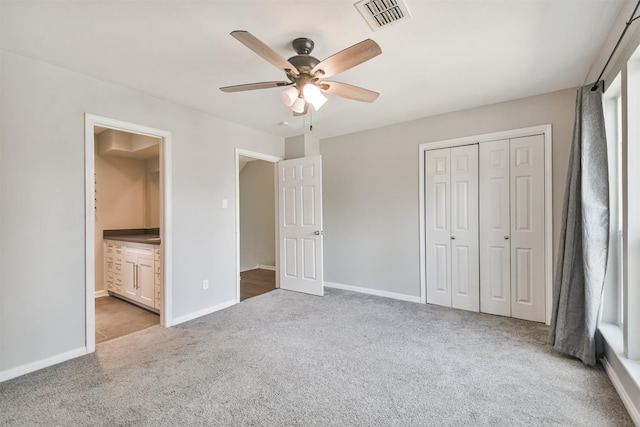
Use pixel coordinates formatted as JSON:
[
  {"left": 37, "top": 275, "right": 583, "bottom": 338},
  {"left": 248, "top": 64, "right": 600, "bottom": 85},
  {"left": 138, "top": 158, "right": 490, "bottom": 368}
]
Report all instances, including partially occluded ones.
[
  {"left": 137, "top": 256, "right": 155, "bottom": 306},
  {"left": 510, "top": 135, "right": 545, "bottom": 322},
  {"left": 123, "top": 253, "right": 138, "bottom": 300},
  {"left": 425, "top": 148, "right": 452, "bottom": 307},
  {"left": 450, "top": 145, "right": 479, "bottom": 312},
  {"left": 479, "top": 139, "right": 511, "bottom": 316}
]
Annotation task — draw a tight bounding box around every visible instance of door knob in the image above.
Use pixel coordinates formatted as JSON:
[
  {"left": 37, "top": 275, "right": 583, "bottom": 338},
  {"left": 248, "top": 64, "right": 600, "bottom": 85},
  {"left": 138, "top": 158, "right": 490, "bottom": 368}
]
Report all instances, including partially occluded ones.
[
  {"left": 314, "top": 230, "right": 323, "bottom": 235},
  {"left": 451, "top": 236, "right": 456, "bottom": 240},
  {"left": 504, "top": 236, "right": 509, "bottom": 240}
]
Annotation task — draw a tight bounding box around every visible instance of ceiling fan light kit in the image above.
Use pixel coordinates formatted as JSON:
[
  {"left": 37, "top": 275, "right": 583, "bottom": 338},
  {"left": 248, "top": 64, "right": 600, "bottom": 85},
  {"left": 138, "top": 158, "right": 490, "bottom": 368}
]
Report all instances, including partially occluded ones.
[
  {"left": 220, "top": 30, "right": 382, "bottom": 116},
  {"left": 280, "top": 86, "right": 298, "bottom": 107}
]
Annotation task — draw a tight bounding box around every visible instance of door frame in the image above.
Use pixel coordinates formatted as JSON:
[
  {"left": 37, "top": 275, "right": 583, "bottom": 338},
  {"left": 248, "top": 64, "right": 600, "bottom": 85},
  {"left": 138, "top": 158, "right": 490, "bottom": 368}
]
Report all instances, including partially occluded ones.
[
  {"left": 418, "top": 124, "right": 553, "bottom": 324},
  {"left": 235, "top": 148, "right": 282, "bottom": 302},
  {"left": 84, "top": 114, "right": 173, "bottom": 354}
]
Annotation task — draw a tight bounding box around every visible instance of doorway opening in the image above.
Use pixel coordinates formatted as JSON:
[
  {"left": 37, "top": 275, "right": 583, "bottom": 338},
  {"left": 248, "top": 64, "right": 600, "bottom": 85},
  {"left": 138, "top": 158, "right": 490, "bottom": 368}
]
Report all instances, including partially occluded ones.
[
  {"left": 235, "top": 149, "right": 282, "bottom": 302},
  {"left": 85, "top": 114, "right": 172, "bottom": 354}
]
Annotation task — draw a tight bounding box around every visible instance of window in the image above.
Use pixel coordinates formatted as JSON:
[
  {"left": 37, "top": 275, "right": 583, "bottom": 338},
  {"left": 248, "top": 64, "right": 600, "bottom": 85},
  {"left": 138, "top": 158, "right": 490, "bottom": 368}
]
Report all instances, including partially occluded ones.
[
  {"left": 602, "top": 44, "right": 640, "bottom": 360},
  {"left": 603, "top": 73, "right": 623, "bottom": 327}
]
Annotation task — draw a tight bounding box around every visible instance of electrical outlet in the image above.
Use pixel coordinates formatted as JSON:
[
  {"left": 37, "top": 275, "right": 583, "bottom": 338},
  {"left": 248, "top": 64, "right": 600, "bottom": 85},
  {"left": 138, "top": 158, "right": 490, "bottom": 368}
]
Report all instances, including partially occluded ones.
[{"left": 203, "top": 279, "right": 209, "bottom": 290}]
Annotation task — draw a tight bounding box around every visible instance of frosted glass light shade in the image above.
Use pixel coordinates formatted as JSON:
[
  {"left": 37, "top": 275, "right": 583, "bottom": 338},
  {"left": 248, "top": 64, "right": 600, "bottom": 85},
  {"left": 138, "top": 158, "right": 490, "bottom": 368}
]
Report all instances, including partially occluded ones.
[
  {"left": 291, "top": 97, "right": 306, "bottom": 114},
  {"left": 303, "top": 84, "right": 327, "bottom": 110},
  {"left": 280, "top": 86, "right": 299, "bottom": 107}
]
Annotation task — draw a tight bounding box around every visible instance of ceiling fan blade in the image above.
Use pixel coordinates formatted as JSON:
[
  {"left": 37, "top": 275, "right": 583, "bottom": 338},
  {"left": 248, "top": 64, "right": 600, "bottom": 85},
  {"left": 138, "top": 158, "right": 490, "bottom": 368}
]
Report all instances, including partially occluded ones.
[
  {"left": 231, "top": 30, "right": 299, "bottom": 77},
  {"left": 312, "top": 39, "right": 381, "bottom": 79},
  {"left": 320, "top": 81, "right": 379, "bottom": 103},
  {"left": 220, "top": 81, "right": 291, "bottom": 93}
]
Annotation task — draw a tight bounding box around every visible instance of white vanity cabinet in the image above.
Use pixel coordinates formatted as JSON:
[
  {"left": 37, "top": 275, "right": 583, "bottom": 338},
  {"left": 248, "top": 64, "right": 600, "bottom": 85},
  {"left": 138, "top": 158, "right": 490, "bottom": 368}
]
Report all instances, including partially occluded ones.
[
  {"left": 104, "top": 240, "right": 124, "bottom": 294},
  {"left": 105, "top": 239, "right": 160, "bottom": 313}
]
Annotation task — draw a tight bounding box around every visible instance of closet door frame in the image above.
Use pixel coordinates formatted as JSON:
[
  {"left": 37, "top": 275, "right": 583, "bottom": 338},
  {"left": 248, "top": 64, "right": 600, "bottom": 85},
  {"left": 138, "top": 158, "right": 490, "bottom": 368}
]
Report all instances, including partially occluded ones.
[{"left": 418, "top": 125, "right": 553, "bottom": 324}]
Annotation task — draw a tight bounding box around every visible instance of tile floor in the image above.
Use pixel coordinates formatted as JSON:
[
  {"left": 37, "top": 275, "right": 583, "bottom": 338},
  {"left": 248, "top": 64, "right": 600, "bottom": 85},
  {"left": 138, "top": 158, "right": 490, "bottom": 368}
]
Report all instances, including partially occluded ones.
[
  {"left": 96, "top": 269, "right": 275, "bottom": 343},
  {"left": 95, "top": 296, "right": 159, "bottom": 344}
]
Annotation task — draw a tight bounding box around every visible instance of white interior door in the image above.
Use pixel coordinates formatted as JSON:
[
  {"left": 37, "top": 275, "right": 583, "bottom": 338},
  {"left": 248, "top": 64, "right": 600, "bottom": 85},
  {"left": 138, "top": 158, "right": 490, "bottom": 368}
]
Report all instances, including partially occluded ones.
[
  {"left": 450, "top": 145, "right": 479, "bottom": 312},
  {"left": 510, "top": 135, "right": 545, "bottom": 322},
  {"left": 278, "top": 156, "right": 324, "bottom": 296},
  {"left": 425, "top": 148, "right": 452, "bottom": 307},
  {"left": 479, "top": 139, "right": 511, "bottom": 316}
]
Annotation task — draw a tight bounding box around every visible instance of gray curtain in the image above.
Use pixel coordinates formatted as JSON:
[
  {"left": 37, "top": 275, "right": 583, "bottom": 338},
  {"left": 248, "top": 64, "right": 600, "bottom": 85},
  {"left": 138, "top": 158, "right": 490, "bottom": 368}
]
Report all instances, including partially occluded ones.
[{"left": 549, "top": 82, "right": 609, "bottom": 366}]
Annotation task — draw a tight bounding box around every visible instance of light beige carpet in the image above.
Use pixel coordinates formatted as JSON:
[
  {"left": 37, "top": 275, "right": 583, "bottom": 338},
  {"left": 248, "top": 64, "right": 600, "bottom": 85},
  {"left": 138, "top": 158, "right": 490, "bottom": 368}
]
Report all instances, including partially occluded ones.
[{"left": 0, "top": 289, "right": 633, "bottom": 426}]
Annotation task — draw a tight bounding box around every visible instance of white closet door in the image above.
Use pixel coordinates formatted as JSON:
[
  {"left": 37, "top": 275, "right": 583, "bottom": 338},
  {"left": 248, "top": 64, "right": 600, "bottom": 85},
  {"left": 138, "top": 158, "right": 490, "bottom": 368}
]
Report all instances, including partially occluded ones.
[
  {"left": 450, "top": 145, "right": 479, "bottom": 312},
  {"left": 479, "top": 140, "right": 511, "bottom": 316},
  {"left": 510, "top": 135, "right": 545, "bottom": 322},
  {"left": 425, "top": 148, "right": 452, "bottom": 307}
]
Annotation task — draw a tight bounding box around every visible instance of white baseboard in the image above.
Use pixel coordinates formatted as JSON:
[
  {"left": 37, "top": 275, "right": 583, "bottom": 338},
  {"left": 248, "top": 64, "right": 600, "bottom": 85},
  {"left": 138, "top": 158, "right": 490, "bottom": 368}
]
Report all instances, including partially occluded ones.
[
  {"left": 602, "top": 358, "right": 640, "bottom": 425},
  {"left": 259, "top": 264, "right": 276, "bottom": 271},
  {"left": 324, "top": 281, "right": 422, "bottom": 303},
  {"left": 0, "top": 347, "right": 87, "bottom": 383},
  {"left": 171, "top": 299, "right": 236, "bottom": 326},
  {"left": 95, "top": 290, "right": 108, "bottom": 298}
]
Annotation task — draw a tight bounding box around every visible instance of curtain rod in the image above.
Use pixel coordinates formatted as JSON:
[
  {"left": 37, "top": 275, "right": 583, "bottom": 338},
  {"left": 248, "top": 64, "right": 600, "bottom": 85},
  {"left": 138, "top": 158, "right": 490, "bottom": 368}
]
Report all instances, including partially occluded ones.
[{"left": 591, "top": 0, "right": 640, "bottom": 92}]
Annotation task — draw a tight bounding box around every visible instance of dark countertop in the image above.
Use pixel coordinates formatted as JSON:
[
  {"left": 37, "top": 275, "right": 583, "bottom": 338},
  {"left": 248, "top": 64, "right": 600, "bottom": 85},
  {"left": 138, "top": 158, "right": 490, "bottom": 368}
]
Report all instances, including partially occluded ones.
[{"left": 103, "top": 228, "right": 161, "bottom": 245}]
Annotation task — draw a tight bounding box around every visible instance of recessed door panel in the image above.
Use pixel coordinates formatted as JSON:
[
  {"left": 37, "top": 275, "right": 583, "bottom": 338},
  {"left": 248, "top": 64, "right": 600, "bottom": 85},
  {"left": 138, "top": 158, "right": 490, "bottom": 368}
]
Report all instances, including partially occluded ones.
[
  {"left": 514, "top": 176, "right": 532, "bottom": 231},
  {"left": 301, "top": 164, "right": 315, "bottom": 179},
  {"left": 302, "top": 185, "right": 316, "bottom": 226},
  {"left": 514, "top": 248, "right": 533, "bottom": 304},
  {"left": 455, "top": 181, "right": 469, "bottom": 230},
  {"left": 489, "top": 246, "right": 508, "bottom": 301},
  {"left": 284, "top": 238, "right": 297, "bottom": 278},
  {"left": 434, "top": 183, "right": 448, "bottom": 230},
  {"left": 283, "top": 165, "right": 296, "bottom": 181},
  {"left": 302, "top": 238, "right": 317, "bottom": 280},
  {"left": 489, "top": 177, "right": 507, "bottom": 230},
  {"left": 453, "top": 245, "right": 470, "bottom": 296},
  {"left": 435, "top": 244, "right": 449, "bottom": 293},
  {"left": 283, "top": 187, "right": 297, "bottom": 227}
]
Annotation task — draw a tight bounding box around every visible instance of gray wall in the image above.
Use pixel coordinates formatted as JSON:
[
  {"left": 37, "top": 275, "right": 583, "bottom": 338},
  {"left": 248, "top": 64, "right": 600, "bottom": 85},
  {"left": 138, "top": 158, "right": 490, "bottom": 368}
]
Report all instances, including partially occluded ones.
[
  {"left": 0, "top": 52, "right": 283, "bottom": 373},
  {"left": 321, "top": 88, "right": 576, "bottom": 298},
  {"left": 239, "top": 160, "right": 276, "bottom": 271}
]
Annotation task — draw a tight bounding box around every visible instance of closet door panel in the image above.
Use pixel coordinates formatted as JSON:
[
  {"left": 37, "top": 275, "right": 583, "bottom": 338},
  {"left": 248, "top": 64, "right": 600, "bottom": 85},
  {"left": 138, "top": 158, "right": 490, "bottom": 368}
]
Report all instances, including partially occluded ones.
[
  {"left": 425, "top": 149, "right": 452, "bottom": 307},
  {"left": 510, "top": 135, "right": 545, "bottom": 322},
  {"left": 479, "top": 140, "right": 511, "bottom": 316},
  {"left": 450, "top": 145, "right": 479, "bottom": 312}
]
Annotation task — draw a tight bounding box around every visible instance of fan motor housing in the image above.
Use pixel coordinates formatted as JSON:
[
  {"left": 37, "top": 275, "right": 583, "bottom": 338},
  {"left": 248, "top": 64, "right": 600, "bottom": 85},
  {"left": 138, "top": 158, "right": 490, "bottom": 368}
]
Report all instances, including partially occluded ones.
[{"left": 288, "top": 55, "right": 320, "bottom": 73}]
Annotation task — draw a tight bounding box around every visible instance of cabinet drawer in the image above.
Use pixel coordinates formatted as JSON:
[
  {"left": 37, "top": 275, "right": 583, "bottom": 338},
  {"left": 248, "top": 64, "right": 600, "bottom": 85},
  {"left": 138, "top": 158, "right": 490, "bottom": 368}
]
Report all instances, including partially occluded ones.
[
  {"left": 154, "top": 263, "right": 161, "bottom": 284},
  {"left": 154, "top": 286, "right": 161, "bottom": 309}
]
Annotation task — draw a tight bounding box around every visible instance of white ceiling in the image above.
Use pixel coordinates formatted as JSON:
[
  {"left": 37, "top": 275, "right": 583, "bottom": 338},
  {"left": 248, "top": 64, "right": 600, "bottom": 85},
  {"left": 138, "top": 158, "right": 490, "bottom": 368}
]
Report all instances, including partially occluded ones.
[{"left": 1, "top": 0, "right": 625, "bottom": 139}]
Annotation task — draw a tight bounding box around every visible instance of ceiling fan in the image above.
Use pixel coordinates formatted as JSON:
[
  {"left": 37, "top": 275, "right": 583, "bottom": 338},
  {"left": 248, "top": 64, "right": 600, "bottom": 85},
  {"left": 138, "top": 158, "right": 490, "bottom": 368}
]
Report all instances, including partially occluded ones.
[{"left": 220, "top": 30, "right": 382, "bottom": 115}]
